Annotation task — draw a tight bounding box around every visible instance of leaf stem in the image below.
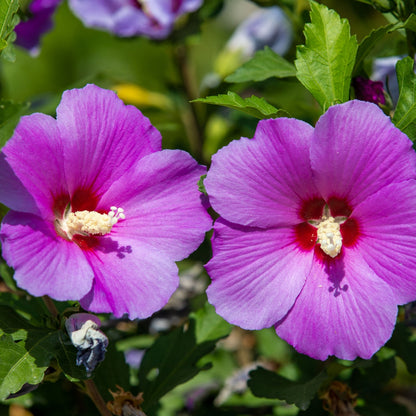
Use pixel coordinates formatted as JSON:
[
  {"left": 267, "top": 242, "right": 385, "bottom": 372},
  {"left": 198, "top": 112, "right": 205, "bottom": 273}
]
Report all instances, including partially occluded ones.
[{"left": 84, "top": 379, "right": 113, "bottom": 416}]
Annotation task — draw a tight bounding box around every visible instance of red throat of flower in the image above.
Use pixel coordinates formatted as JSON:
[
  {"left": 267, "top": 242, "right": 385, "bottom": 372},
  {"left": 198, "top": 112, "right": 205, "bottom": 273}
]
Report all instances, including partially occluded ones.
[{"left": 295, "top": 196, "right": 359, "bottom": 261}]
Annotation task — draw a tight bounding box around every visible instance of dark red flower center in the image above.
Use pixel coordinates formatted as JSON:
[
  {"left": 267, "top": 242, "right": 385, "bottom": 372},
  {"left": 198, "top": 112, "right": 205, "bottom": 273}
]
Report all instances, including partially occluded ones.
[{"left": 295, "top": 196, "right": 359, "bottom": 260}]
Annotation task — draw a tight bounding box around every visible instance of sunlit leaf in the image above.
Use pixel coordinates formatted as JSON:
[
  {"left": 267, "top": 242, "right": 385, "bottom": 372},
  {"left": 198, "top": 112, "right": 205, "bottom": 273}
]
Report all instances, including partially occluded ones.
[
  {"left": 295, "top": 1, "right": 357, "bottom": 111},
  {"left": 226, "top": 47, "right": 296, "bottom": 83}
]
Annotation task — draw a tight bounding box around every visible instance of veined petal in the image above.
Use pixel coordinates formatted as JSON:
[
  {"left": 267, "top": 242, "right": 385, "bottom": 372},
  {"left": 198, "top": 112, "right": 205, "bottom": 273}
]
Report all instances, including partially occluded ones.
[
  {"left": 311, "top": 100, "right": 416, "bottom": 206},
  {"left": 0, "top": 212, "right": 93, "bottom": 300},
  {"left": 57, "top": 84, "right": 162, "bottom": 199},
  {"left": 80, "top": 236, "right": 179, "bottom": 318},
  {"left": 275, "top": 249, "right": 397, "bottom": 361},
  {"left": 1, "top": 113, "right": 66, "bottom": 220},
  {"left": 352, "top": 180, "right": 416, "bottom": 304},
  {"left": 98, "top": 149, "right": 212, "bottom": 260},
  {"left": 205, "top": 118, "right": 317, "bottom": 228},
  {"left": 206, "top": 219, "right": 313, "bottom": 330}
]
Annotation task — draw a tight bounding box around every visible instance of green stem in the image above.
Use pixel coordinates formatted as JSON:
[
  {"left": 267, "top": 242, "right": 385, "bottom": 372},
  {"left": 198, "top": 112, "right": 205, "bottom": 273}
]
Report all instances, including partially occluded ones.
[
  {"left": 174, "top": 44, "right": 205, "bottom": 163},
  {"left": 84, "top": 379, "right": 113, "bottom": 416}
]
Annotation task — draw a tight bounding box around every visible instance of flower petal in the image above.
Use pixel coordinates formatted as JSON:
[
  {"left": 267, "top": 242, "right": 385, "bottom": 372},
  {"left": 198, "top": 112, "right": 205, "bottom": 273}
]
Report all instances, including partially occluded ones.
[
  {"left": 97, "top": 149, "right": 212, "bottom": 260},
  {"left": 205, "top": 118, "right": 317, "bottom": 228},
  {"left": 0, "top": 212, "right": 93, "bottom": 300},
  {"left": 80, "top": 237, "right": 179, "bottom": 318},
  {"left": 1, "top": 113, "right": 66, "bottom": 220},
  {"left": 275, "top": 249, "right": 397, "bottom": 361},
  {"left": 311, "top": 100, "right": 416, "bottom": 206},
  {"left": 206, "top": 219, "right": 313, "bottom": 330},
  {"left": 56, "top": 84, "right": 162, "bottom": 199},
  {"left": 352, "top": 180, "right": 416, "bottom": 304}
]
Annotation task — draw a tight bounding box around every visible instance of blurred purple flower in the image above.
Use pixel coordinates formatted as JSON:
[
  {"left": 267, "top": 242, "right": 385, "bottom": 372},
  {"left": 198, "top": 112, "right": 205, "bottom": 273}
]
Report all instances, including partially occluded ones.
[
  {"left": 0, "top": 84, "right": 211, "bottom": 319},
  {"left": 68, "top": 0, "right": 203, "bottom": 39},
  {"left": 124, "top": 349, "right": 145, "bottom": 369},
  {"left": 226, "top": 6, "right": 293, "bottom": 58},
  {"left": 15, "top": 0, "right": 62, "bottom": 55},
  {"left": 205, "top": 100, "right": 416, "bottom": 361},
  {"left": 352, "top": 76, "right": 385, "bottom": 105}
]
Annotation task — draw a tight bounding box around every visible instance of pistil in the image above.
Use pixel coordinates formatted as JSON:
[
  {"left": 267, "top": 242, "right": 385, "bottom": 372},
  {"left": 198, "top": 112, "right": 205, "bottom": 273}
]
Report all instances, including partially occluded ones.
[{"left": 317, "top": 217, "right": 342, "bottom": 258}]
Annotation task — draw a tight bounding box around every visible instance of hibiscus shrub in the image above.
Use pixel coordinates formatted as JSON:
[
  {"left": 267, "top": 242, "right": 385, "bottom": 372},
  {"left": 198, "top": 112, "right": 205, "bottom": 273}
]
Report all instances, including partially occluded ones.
[{"left": 1, "top": 1, "right": 416, "bottom": 415}]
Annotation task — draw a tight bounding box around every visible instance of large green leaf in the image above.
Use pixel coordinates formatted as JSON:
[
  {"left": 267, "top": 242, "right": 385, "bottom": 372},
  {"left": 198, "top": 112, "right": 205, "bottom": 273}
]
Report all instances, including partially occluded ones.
[
  {"left": 138, "top": 315, "right": 227, "bottom": 414},
  {"left": 392, "top": 57, "right": 416, "bottom": 141},
  {"left": 194, "top": 91, "right": 288, "bottom": 119},
  {"left": 225, "top": 47, "right": 296, "bottom": 83},
  {"left": 0, "top": 100, "right": 29, "bottom": 147},
  {"left": 386, "top": 322, "right": 416, "bottom": 374},
  {"left": 295, "top": 1, "right": 357, "bottom": 111},
  {"left": 248, "top": 366, "right": 328, "bottom": 411},
  {"left": 0, "top": 0, "right": 19, "bottom": 61}
]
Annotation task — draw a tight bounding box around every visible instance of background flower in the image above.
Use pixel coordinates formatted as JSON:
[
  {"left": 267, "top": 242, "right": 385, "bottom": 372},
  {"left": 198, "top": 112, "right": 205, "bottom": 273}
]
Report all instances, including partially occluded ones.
[
  {"left": 68, "top": 0, "right": 203, "bottom": 39},
  {"left": 15, "top": 0, "right": 62, "bottom": 55},
  {"left": 0, "top": 84, "right": 211, "bottom": 319},
  {"left": 205, "top": 100, "right": 416, "bottom": 361}
]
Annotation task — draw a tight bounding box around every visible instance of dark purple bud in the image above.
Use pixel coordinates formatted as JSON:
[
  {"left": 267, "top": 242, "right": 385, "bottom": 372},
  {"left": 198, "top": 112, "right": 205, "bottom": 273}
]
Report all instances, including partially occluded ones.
[{"left": 352, "top": 76, "right": 386, "bottom": 105}]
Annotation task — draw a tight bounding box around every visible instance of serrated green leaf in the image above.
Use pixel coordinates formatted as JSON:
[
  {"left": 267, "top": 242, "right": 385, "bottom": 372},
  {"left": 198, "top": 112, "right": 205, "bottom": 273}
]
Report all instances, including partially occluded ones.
[
  {"left": 191, "top": 302, "right": 231, "bottom": 343},
  {"left": 138, "top": 319, "right": 220, "bottom": 413},
  {"left": 295, "top": 1, "right": 357, "bottom": 111},
  {"left": 194, "top": 91, "right": 288, "bottom": 119},
  {"left": 0, "top": 0, "right": 19, "bottom": 60},
  {"left": 354, "top": 14, "right": 416, "bottom": 74},
  {"left": 248, "top": 366, "right": 328, "bottom": 411},
  {"left": 226, "top": 47, "right": 296, "bottom": 83},
  {"left": 0, "top": 100, "right": 30, "bottom": 147},
  {"left": 392, "top": 57, "right": 416, "bottom": 141}
]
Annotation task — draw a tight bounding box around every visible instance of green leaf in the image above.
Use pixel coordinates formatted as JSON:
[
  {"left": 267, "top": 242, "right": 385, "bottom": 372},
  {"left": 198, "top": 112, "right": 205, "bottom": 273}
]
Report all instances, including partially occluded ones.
[
  {"left": 0, "top": 100, "right": 29, "bottom": 147},
  {"left": 191, "top": 302, "right": 231, "bottom": 343},
  {"left": 0, "top": 0, "right": 19, "bottom": 61},
  {"left": 138, "top": 318, "right": 222, "bottom": 413},
  {"left": 248, "top": 366, "right": 328, "bottom": 411},
  {"left": 194, "top": 91, "right": 288, "bottom": 119},
  {"left": 354, "top": 14, "right": 416, "bottom": 74},
  {"left": 225, "top": 47, "right": 296, "bottom": 83},
  {"left": 197, "top": 174, "right": 207, "bottom": 195},
  {"left": 386, "top": 322, "right": 416, "bottom": 374},
  {"left": 392, "top": 57, "right": 416, "bottom": 141},
  {"left": 295, "top": 1, "right": 357, "bottom": 111}
]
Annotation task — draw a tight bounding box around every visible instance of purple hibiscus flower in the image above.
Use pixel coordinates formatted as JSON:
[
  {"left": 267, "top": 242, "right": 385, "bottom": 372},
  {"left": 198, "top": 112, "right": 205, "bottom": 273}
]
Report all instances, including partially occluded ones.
[
  {"left": 0, "top": 84, "right": 211, "bottom": 319},
  {"left": 204, "top": 100, "right": 416, "bottom": 361},
  {"left": 68, "top": 0, "right": 203, "bottom": 39},
  {"left": 15, "top": 0, "right": 62, "bottom": 55}
]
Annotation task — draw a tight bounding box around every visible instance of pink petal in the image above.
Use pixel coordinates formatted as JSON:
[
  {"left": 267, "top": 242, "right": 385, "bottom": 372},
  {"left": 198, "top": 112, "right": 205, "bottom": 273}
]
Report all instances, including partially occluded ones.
[
  {"left": 97, "top": 149, "right": 212, "bottom": 260},
  {"left": 205, "top": 118, "right": 318, "bottom": 228},
  {"left": 80, "top": 236, "right": 179, "bottom": 318},
  {"left": 56, "top": 84, "right": 162, "bottom": 199},
  {"left": 275, "top": 248, "right": 397, "bottom": 361},
  {"left": 311, "top": 100, "right": 416, "bottom": 206},
  {"left": 352, "top": 180, "right": 416, "bottom": 304},
  {"left": 206, "top": 219, "right": 313, "bottom": 330},
  {"left": 0, "top": 212, "right": 94, "bottom": 300},
  {"left": 1, "top": 113, "right": 66, "bottom": 220}
]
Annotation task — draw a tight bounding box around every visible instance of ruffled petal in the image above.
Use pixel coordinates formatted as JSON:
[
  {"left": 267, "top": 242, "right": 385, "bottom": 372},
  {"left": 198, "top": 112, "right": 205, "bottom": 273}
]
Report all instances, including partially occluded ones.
[
  {"left": 352, "top": 180, "right": 416, "bottom": 304},
  {"left": 206, "top": 219, "right": 313, "bottom": 330},
  {"left": 97, "top": 149, "right": 212, "bottom": 260},
  {"left": 205, "top": 118, "right": 317, "bottom": 228},
  {"left": 56, "top": 84, "right": 162, "bottom": 199},
  {"left": 311, "top": 100, "right": 416, "bottom": 206},
  {"left": 1, "top": 113, "right": 66, "bottom": 220},
  {"left": 275, "top": 249, "right": 397, "bottom": 361},
  {"left": 0, "top": 212, "right": 93, "bottom": 300},
  {"left": 80, "top": 236, "right": 179, "bottom": 318}
]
